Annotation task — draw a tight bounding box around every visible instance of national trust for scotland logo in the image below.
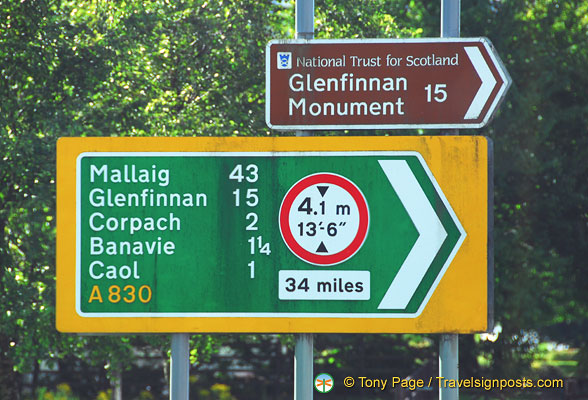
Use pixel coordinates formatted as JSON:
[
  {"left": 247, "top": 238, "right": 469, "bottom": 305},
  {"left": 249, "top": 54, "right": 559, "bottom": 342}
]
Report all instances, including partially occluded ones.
[{"left": 277, "top": 52, "right": 292, "bottom": 69}]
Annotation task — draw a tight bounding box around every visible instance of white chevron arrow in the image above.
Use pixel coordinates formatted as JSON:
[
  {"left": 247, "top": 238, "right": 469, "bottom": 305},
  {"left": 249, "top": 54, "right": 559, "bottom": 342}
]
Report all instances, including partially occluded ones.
[
  {"left": 377, "top": 160, "right": 448, "bottom": 310},
  {"left": 464, "top": 46, "right": 497, "bottom": 120}
]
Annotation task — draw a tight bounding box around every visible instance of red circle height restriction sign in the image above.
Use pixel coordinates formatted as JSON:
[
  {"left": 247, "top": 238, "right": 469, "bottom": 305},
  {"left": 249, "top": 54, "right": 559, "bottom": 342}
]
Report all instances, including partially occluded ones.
[{"left": 279, "top": 173, "right": 370, "bottom": 266}]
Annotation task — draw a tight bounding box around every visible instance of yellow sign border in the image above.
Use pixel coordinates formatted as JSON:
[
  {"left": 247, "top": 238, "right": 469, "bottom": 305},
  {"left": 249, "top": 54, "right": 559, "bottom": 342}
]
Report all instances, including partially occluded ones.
[{"left": 57, "top": 136, "right": 490, "bottom": 333}]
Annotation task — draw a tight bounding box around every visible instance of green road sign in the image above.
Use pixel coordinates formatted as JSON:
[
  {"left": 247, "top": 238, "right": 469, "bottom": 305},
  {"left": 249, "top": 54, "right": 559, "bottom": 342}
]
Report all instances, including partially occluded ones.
[
  {"left": 78, "top": 150, "right": 463, "bottom": 314},
  {"left": 57, "top": 137, "right": 490, "bottom": 333}
]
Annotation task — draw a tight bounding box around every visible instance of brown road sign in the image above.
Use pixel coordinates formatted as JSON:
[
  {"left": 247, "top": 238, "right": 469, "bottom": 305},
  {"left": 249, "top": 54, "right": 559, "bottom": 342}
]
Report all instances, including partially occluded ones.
[{"left": 266, "top": 38, "right": 511, "bottom": 130}]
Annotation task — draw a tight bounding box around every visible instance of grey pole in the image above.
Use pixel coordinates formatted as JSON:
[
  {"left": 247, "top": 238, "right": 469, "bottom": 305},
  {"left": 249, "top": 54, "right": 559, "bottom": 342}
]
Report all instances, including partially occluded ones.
[
  {"left": 440, "top": 1, "right": 460, "bottom": 400},
  {"left": 294, "top": 1, "right": 315, "bottom": 400},
  {"left": 441, "top": 0, "right": 460, "bottom": 38},
  {"left": 113, "top": 369, "right": 122, "bottom": 400},
  {"left": 294, "top": 333, "right": 314, "bottom": 400},
  {"left": 170, "top": 333, "right": 190, "bottom": 400},
  {"left": 295, "top": 0, "right": 314, "bottom": 40},
  {"left": 439, "top": 334, "right": 459, "bottom": 400}
]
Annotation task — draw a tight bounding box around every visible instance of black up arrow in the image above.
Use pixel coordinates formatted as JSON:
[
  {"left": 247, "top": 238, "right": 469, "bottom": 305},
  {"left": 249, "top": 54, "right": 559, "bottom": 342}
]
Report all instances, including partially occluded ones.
[
  {"left": 317, "top": 185, "right": 329, "bottom": 197},
  {"left": 316, "top": 242, "right": 328, "bottom": 253}
]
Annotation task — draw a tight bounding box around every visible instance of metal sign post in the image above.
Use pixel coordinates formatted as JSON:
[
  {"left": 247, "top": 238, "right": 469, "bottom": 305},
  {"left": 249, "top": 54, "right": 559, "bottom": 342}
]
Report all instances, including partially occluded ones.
[
  {"left": 295, "top": 0, "right": 314, "bottom": 40},
  {"left": 441, "top": 0, "right": 460, "bottom": 38},
  {"left": 295, "top": 333, "right": 314, "bottom": 400},
  {"left": 295, "top": 1, "right": 314, "bottom": 400},
  {"left": 170, "top": 333, "right": 190, "bottom": 400},
  {"left": 440, "top": 1, "right": 461, "bottom": 399},
  {"left": 440, "top": 334, "right": 459, "bottom": 400}
]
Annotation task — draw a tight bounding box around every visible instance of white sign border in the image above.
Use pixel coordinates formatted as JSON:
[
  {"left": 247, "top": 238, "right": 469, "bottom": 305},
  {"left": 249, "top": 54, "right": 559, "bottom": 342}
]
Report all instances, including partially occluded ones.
[{"left": 76, "top": 151, "right": 465, "bottom": 319}]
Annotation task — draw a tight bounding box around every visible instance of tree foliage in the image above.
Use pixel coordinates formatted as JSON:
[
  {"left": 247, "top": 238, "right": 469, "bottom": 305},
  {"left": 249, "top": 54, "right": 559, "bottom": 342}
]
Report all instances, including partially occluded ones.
[
  {"left": 1, "top": 0, "right": 282, "bottom": 397},
  {"left": 464, "top": 0, "right": 588, "bottom": 374}
]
